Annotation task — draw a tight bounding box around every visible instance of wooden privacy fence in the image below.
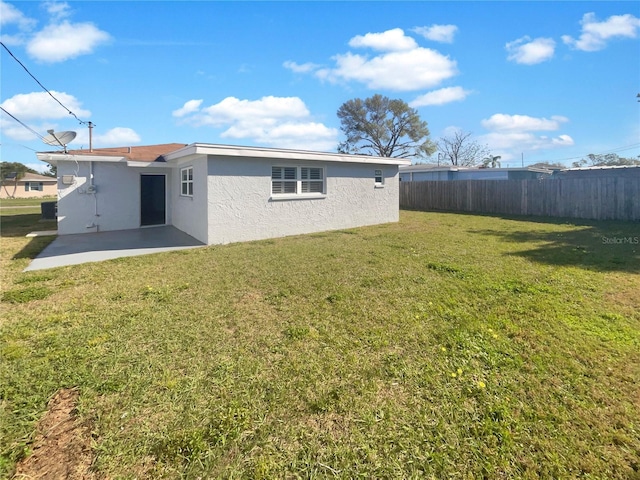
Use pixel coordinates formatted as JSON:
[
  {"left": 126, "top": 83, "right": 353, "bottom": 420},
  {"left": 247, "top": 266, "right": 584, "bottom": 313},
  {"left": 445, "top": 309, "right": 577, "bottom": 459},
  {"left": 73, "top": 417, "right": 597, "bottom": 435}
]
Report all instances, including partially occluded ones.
[{"left": 400, "top": 177, "right": 640, "bottom": 221}]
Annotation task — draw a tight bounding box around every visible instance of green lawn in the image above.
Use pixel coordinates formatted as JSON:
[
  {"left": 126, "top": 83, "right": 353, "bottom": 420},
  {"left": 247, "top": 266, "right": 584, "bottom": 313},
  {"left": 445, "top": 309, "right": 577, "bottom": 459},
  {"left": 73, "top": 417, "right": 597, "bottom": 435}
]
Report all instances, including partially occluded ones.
[{"left": 1, "top": 209, "right": 639, "bottom": 478}]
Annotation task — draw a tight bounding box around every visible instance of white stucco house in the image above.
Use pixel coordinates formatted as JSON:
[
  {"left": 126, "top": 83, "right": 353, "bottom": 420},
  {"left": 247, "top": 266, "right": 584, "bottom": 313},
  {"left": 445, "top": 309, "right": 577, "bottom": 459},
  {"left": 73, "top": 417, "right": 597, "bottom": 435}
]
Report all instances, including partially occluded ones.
[{"left": 36, "top": 143, "right": 410, "bottom": 245}]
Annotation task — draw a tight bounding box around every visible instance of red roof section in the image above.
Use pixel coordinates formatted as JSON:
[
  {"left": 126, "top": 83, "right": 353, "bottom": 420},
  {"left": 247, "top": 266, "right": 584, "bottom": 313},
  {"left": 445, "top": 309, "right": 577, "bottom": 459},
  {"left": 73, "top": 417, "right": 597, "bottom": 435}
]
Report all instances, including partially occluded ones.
[
  {"left": 1, "top": 172, "right": 56, "bottom": 183},
  {"left": 20, "top": 172, "right": 57, "bottom": 182},
  {"left": 65, "top": 143, "right": 187, "bottom": 162}
]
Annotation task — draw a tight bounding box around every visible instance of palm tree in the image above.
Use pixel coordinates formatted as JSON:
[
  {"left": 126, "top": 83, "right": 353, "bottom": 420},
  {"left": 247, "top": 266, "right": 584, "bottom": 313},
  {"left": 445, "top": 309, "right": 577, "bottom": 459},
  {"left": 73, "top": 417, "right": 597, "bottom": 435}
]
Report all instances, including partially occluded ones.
[{"left": 482, "top": 155, "right": 502, "bottom": 168}]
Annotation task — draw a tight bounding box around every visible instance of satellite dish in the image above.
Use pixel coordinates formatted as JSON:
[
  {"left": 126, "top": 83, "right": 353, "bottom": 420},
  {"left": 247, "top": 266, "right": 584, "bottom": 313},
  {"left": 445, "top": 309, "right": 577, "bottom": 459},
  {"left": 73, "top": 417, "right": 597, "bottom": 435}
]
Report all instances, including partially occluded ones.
[{"left": 43, "top": 130, "right": 77, "bottom": 152}]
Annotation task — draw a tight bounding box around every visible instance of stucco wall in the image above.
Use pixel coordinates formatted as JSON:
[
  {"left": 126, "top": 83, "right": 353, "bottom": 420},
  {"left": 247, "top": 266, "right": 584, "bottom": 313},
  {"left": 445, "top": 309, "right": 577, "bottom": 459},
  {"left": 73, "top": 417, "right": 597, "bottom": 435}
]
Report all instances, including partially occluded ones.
[
  {"left": 170, "top": 156, "right": 208, "bottom": 244},
  {"left": 206, "top": 156, "right": 399, "bottom": 245},
  {"left": 56, "top": 161, "right": 172, "bottom": 235}
]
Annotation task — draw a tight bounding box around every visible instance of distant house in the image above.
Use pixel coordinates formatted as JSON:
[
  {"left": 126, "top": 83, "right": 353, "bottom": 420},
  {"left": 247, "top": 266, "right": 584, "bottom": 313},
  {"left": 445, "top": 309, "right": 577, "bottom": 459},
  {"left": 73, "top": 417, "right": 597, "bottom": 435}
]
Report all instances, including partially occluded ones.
[
  {"left": 555, "top": 165, "right": 640, "bottom": 179},
  {"left": 399, "top": 165, "right": 552, "bottom": 182},
  {"left": 0, "top": 172, "right": 57, "bottom": 199},
  {"left": 36, "top": 143, "right": 409, "bottom": 245}
]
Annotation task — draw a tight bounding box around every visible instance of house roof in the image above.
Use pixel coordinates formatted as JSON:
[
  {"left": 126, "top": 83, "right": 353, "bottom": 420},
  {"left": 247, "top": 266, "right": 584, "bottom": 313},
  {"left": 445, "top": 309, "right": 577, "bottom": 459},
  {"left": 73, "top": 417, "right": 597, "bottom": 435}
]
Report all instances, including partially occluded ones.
[
  {"left": 20, "top": 172, "right": 57, "bottom": 182},
  {"left": 561, "top": 165, "right": 640, "bottom": 172},
  {"left": 62, "top": 143, "right": 188, "bottom": 162},
  {"left": 37, "top": 142, "right": 412, "bottom": 166},
  {"left": 164, "top": 143, "right": 411, "bottom": 165},
  {"left": 2, "top": 172, "right": 56, "bottom": 183},
  {"left": 399, "top": 164, "right": 551, "bottom": 173}
]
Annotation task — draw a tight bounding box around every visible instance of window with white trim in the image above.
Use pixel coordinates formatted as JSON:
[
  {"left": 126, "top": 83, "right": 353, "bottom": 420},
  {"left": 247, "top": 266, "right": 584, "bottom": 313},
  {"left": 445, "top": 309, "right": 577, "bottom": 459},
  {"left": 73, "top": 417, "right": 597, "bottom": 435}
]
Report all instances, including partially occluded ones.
[
  {"left": 25, "top": 182, "right": 43, "bottom": 191},
  {"left": 272, "top": 166, "right": 324, "bottom": 196},
  {"left": 180, "top": 166, "right": 193, "bottom": 196},
  {"left": 374, "top": 169, "right": 384, "bottom": 185}
]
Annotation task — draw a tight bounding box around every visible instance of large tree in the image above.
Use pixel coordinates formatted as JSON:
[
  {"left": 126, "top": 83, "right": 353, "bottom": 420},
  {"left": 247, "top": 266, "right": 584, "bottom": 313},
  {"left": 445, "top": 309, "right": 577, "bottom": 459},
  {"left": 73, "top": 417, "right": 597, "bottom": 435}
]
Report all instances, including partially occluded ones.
[
  {"left": 0, "top": 162, "right": 38, "bottom": 180},
  {"left": 436, "top": 130, "right": 489, "bottom": 167},
  {"left": 337, "top": 94, "right": 435, "bottom": 159}
]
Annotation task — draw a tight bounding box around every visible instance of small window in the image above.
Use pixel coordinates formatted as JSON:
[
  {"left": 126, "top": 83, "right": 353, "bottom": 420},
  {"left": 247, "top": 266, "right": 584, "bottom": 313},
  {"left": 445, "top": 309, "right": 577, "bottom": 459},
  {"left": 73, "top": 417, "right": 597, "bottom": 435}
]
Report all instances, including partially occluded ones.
[
  {"left": 301, "top": 167, "right": 324, "bottom": 193},
  {"left": 25, "top": 182, "right": 43, "bottom": 191},
  {"left": 375, "top": 169, "right": 384, "bottom": 185},
  {"left": 272, "top": 166, "right": 297, "bottom": 194},
  {"left": 272, "top": 166, "right": 324, "bottom": 196},
  {"left": 181, "top": 167, "right": 193, "bottom": 196}
]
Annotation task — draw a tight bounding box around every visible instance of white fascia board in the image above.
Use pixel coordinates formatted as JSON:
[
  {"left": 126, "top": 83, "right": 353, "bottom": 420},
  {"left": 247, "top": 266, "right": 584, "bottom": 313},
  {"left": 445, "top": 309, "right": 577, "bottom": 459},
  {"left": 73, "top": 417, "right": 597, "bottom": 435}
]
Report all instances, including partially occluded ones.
[
  {"left": 127, "top": 161, "right": 171, "bottom": 168},
  {"left": 36, "top": 152, "right": 127, "bottom": 165},
  {"left": 163, "top": 143, "right": 411, "bottom": 166},
  {"left": 400, "top": 165, "right": 457, "bottom": 173}
]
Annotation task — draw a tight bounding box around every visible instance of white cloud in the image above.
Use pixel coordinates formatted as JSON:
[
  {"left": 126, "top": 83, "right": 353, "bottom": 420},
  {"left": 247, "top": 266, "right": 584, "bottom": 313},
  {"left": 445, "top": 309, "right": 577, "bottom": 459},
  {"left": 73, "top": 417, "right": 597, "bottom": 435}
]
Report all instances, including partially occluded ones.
[
  {"left": 222, "top": 121, "right": 337, "bottom": 151},
  {"left": 172, "top": 99, "right": 203, "bottom": 118},
  {"left": 0, "top": 117, "right": 43, "bottom": 142},
  {"left": 175, "top": 96, "right": 339, "bottom": 151},
  {"left": 506, "top": 36, "right": 555, "bottom": 65},
  {"left": 68, "top": 127, "right": 141, "bottom": 148},
  {"left": 201, "top": 96, "right": 310, "bottom": 125},
  {"left": 349, "top": 28, "right": 418, "bottom": 51},
  {"left": 290, "top": 28, "right": 458, "bottom": 91},
  {"left": 283, "top": 60, "right": 320, "bottom": 74},
  {"left": 0, "top": 0, "right": 36, "bottom": 44},
  {"left": 1, "top": 91, "right": 91, "bottom": 120},
  {"left": 552, "top": 134, "right": 574, "bottom": 146},
  {"left": 481, "top": 114, "right": 568, "bottom": 132},
  {"left": 478, "top": 113, "right": 574, "bottom": 159},
  {"left": 480, "top": 131, "right": 574, "bottom": 155},
  {"left": 1, "top": 1, "right": 111, "bottom": 61},
  {"left": 410, "top": 86, "right": 471, "bottom": 107},
  {"left": 412, "top": 24, "right": 458, "bottom": 43},
  {"left": 317, "top": 48, "right": 457, "bottom": 91},
  {"left": 43, "top": 0, "right": 71, "bottom": 21},
  {"left": 562, "top": 12, "right": 640, "bottom": 51},
  {"left": 0, "top": 0, "right": 35, "bottom": 28},
  {"left": 27, "top": 20, "right": 111, "bottom": 62},
  {"left": 94, "top": 127, "right": 141, "bottom": 146}
]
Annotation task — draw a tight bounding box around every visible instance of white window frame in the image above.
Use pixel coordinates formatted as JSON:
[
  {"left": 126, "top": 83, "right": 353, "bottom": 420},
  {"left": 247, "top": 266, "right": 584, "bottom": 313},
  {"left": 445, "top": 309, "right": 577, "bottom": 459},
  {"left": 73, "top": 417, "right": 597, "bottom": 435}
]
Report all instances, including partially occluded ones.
[
  {"left": 271, "top": 166, "right": 325, "bottom": 199},
  {"left": 25, "top": 182, "right": 44, "bottom": 191},
  {"left": 374, "top": 169, "right": 384, "bottom": 187},
  {"left": 180, "top": 166, "right": 193, "bottom": 197}
]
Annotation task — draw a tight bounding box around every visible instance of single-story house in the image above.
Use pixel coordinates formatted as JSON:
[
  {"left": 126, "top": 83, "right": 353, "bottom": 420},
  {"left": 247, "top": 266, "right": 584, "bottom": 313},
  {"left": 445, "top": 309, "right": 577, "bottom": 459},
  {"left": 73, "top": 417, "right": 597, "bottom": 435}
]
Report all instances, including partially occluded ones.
[
  {"left": 554, "top": 165, "right": 640, "bottom": 179},
  {"left": 399, "top": 165, "right": 552, "bottom": 182},
  {"left": 1, "top": 172, "right": 57, "bottom": 199},
  {"left": 36, "top": 143, "right": 410, "bottom": 245}
]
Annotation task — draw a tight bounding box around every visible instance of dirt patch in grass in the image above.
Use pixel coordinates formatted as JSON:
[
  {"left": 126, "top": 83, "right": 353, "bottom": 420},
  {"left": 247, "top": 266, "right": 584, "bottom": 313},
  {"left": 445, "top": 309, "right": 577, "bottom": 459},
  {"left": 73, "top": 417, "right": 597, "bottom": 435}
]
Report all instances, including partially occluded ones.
[{"left": 13, "top": 388, "right": 95, "bottom": 479}]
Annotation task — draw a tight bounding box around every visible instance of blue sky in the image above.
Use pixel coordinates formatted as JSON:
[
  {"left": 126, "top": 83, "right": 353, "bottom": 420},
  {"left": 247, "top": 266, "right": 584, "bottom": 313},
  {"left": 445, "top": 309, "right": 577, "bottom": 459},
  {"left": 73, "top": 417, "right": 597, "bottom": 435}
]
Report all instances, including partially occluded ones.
[{"left": 1, "top": 1, "right": 639, "bottom": 172}]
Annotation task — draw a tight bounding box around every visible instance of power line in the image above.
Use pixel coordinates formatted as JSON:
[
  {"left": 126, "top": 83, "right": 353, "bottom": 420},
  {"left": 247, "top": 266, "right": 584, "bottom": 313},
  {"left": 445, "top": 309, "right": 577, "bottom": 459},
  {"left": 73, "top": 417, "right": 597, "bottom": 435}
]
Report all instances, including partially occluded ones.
[
  {"left": 0, "top": 106, "right": 47, "bottom": 142},
  {"left": 0, "top": 142, "right": 39, "bottom": 152},
  {"left": 1, "top": 41, "right": 89, "bottom": 125}
]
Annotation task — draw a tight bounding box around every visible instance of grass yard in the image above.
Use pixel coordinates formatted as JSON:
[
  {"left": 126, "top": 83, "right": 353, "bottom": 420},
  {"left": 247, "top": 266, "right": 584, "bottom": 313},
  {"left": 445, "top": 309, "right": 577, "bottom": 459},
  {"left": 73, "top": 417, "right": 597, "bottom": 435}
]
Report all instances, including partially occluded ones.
[{"left": 1, "top": 209, "right": 639, "bottom": 478}]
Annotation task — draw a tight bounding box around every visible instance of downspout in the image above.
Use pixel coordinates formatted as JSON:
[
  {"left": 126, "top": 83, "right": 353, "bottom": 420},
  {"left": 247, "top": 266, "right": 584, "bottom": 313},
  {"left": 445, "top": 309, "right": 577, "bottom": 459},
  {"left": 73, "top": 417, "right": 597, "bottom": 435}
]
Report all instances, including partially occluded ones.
[{"left": 88, "top": 161, "right": 100, "bottom": 231}]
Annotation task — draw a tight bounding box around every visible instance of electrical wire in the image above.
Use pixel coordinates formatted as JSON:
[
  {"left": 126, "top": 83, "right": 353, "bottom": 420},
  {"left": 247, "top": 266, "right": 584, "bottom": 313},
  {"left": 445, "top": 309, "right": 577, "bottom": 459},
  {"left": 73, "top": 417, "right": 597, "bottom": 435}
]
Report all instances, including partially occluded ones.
[
  {"left": 0, "top": 106, "right": 47, "bottom": 142},
  {"left": 0, "top": 142, "right": 39, "bottom": 152},
  {"left": 1, "top": 41, "right": 88, "bottom": 125}
]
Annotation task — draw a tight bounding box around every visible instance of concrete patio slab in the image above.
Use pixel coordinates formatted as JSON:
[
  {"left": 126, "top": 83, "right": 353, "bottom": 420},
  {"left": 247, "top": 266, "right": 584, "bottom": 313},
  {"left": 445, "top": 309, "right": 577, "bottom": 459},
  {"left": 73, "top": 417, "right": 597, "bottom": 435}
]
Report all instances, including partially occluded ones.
[
  {"left": 26, "top": 230, "right": 58, "bottom": 237},
  {"left": 24, "top": 226, "right": 206, "bottom": 271}
]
